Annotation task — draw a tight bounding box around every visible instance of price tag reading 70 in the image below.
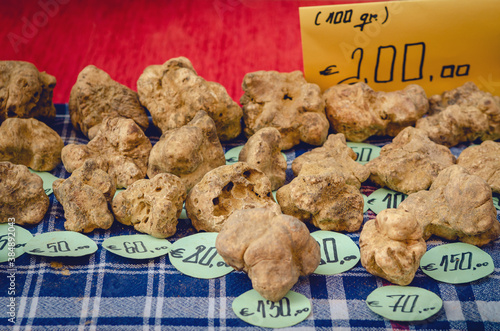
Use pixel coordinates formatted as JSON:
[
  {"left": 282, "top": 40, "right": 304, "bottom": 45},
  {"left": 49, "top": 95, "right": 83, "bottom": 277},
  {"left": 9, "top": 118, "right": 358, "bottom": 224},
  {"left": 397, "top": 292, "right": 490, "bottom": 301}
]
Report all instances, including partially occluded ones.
[
  {"left": 365, "top": 188, "right": 407, "bottom": 215},
  {"left": 169, "top": 232, "right": 233, "bottom": 279},
  {"left": 232, "top": 290, "right": 312, "bottom": 328},
  {"left": 311, "top": 231, "right": 360, "bottom": 275},
  {"left": 366, "top": 286, "right": 442, "bottom": 321}
]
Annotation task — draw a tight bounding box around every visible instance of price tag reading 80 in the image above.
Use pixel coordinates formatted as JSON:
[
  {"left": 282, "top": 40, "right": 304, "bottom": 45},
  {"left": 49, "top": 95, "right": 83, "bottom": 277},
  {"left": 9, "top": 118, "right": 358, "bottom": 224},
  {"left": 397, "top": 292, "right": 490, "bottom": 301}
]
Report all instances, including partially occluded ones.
[
  {"left": 232, "top": 289, "right": 312, "bottom": 328},
  {"left": 169, "top": 232, "right": 233, "bottom": 279},
  {"left": 366, "top": 286, "right": 442, "bottom": 322}
]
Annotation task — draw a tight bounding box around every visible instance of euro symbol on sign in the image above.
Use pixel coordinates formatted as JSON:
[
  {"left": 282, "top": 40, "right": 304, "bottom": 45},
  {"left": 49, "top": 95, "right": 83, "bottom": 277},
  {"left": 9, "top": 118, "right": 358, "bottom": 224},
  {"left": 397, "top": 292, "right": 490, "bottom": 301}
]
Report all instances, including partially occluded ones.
[
  {"left": 421, "top": 263, "right": 438, "bottom": 271},
  {"left": 367, "top": 301, "right": 382, "bottom": 307},
  {"left": 169, "top": 248, "right": 185, "bottom": 258},
  {"left": 320, "top": 65, "right": 339, "bottom": 76},
  {"left": 239, "top": 308, "right": 254, "bottom": 316}
]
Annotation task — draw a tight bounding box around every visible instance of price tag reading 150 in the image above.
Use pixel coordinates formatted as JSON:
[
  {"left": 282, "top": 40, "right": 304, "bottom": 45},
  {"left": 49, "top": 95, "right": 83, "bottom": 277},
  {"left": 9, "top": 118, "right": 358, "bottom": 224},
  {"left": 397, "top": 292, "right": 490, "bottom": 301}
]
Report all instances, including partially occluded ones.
[
  {"left": 420, "top": 243, "right": 494, "bottom": 284},
  {"left": 232, "top": 290, "right": 312, "bottom": 328}
]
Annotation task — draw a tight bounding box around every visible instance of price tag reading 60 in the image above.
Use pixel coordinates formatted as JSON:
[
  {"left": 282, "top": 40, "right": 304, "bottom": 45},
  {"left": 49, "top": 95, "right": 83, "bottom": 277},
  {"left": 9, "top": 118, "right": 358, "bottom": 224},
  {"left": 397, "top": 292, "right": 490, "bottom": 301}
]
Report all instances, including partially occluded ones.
[
  {"left": 232, "top": 289, "right": 312, "bottom": 328},
  {"left": 103, "top": 234, "right": 171, "bottom": 259},
  {"left": 169, "top": 232, "right": 233, "bottom": 279}
]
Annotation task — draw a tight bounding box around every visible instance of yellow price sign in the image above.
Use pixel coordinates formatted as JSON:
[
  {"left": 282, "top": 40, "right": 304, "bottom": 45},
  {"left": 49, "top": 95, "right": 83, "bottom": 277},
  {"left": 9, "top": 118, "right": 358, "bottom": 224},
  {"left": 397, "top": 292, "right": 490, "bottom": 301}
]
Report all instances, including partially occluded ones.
[{"left": 299, "top": 0, "right": 500, "bottom": 96}]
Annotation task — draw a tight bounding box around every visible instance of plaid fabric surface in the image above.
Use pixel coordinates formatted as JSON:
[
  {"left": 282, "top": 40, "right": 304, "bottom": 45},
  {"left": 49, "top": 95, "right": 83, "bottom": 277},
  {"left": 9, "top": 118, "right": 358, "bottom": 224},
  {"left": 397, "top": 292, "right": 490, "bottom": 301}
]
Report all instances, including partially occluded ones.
[{"left": 1, "top": 104, "right": 499, "bottom": 331}]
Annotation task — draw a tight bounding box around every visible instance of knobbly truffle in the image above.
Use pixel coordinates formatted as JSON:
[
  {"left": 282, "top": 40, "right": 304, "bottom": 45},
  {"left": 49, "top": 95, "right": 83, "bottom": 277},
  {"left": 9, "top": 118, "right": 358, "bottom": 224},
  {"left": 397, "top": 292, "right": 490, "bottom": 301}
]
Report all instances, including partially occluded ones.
[
  {"left": 457, "top": 140, "right": 500, "bottom": 194},
  {"left": 0, "top": 162, "right": 49, "bottom": 226},
  {"left": 416, "top": 82, "right": 500, "bottom": 146},
  {"left": 238, "top": 127, "right": 287, "bottom": 191},
  {"left": 53, "top": 159, "right": 115, "bottom": 232},
  {"left": 216, "top": 208, "right": 320, "bottom": 302},
  {"left": 360, "top": 208, "right": 426, "bottom": 285},
  {"left": 112, "top": 173, "right": 187, "bottom": 238},
  {"left": 323, "top": 83, "right": 428, "bottom": 142},
  {"left": 61, "top": 116, "right": 152, "bottom": 188},
  {"left": 240, "top": 70, "right": 329, "bottom": 150},
  {"left": 399, "top": 165, "right": 500, "bottom": 246},
  {"left": 0, "top": 61, "right": 56, "bottom": 123},
  {"left": 0, "top": 117, "right": 64, "bottom": 171},
  {"left": 147, "top": 110, "right": 225, "bottom": 192},
  {"left": 292, "top": 133, "right": 369, "bottom": 188},
  {"left": 69, "top": 65, "right": 149, "bottom": 138},
  {"left": 277, "top": 163, "right": 364, "bottom": 232},
  {"left": 185, "top": 162, "right": 281, "bottom": 232},
  {"left": 367, "top": 127, "right": 456, "bottom": 194},
  {"left": 137, "top": 56, "right": 242, "bottom": 141}
]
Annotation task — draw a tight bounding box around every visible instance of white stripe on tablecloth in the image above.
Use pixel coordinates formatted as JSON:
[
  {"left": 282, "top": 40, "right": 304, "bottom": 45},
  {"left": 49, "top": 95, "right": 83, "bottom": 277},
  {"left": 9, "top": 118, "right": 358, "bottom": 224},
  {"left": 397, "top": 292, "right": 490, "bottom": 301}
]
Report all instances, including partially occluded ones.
[
  {"left": 143, "top": 259, "right": 155, "bottom": 331},
  {"left": 208, "top": 278, "right": 215, "bottom": 331},
  {"left": 154, "top": 255, "right": 166, "bottom": 331},
  {"left": 220, "top": 276, "right": 226, "bottom": 330},
  {"left": 78, "top": 251, "right": 96, "bottom": 331},
  {"left": 89, "top": 231, "right": 109, "bottom": 331}
]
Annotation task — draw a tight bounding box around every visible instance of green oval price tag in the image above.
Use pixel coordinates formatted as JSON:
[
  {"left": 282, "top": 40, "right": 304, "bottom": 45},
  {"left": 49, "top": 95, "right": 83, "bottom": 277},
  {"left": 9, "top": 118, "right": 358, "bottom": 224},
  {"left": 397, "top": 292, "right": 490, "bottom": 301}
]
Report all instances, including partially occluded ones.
[
  {"left": 366, "top": 286, "right": 442, "bottom": 322},
  {"left": 232, "top": 289, "right": 312, "bottom": 328},
  {"left": 366, "top": 188, "right": 408, "bottom": 215},
  {"left": 362, "top": 194, "right": 369, "bottom": 213},
  {"left": 493, "top": 195, "right": 499, "bottom": 211},
  {"left": 24, "top": 231, "right": 97, "bottom": 257},
  {"left": 0, "top": 224, "right": 33, "bottom": 263},
  {"left": 311, "top": 230, "right": 360, "bottom": 275},
  {"left": 103, "top": 234, "right": 171, "bottom": 259},
  {"left": 113, "top": 188, "right": 125, "bottom": 199},
  {"left": 225, "top": 145, "right": 287, "bottom": 165},
  {"left": 28, "top": 169, "right": 59, "bottom": 196},
  {"left": 346, "top": 142, "right": 381, "bottom": 165},
  {"left": 420, "top": 243, "right": 494, "bottom": 284},
  {"left": 169, "top": 232, "right": 233, "bottom": 279}
]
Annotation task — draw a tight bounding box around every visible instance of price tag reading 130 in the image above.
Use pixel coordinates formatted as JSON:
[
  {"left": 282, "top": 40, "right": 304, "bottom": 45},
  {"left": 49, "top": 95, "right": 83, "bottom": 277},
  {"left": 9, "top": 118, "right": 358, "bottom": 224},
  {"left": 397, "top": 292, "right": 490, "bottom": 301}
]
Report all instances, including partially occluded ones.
[
  {"left": 366, "top": 286, "right": 442, "bottom": 322},
  {"left": 169, "top": 232, "right": 233, "bottom": 279},
  {"left": 419, "top": 243, "right": 494, "bottom": 284},
  {"left": 232, "top": 290, "right": 312, "bottom": 328}
]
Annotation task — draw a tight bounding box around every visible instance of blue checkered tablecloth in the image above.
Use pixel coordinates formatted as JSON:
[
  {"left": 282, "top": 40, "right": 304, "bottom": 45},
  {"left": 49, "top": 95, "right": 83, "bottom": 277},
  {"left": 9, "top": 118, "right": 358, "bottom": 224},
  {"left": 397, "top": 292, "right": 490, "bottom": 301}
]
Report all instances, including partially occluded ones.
[{"left": 1, "top": 104, "right": 499, "bottom": 330}]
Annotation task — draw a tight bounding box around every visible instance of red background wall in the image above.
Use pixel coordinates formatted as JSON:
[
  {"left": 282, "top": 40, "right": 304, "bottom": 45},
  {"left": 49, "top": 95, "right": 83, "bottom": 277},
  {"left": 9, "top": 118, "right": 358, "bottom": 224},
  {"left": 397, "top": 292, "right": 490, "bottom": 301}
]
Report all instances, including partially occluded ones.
[{"left": 0, "top": 0, "right": 370, "bottom": 104}]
